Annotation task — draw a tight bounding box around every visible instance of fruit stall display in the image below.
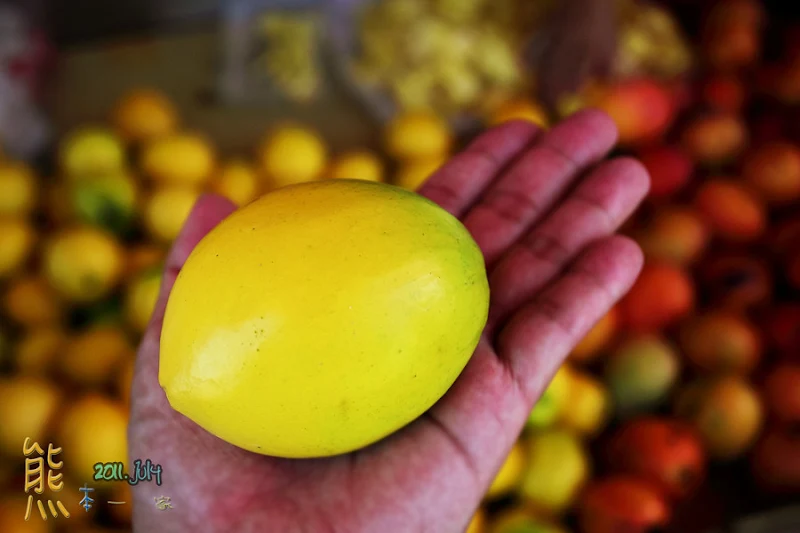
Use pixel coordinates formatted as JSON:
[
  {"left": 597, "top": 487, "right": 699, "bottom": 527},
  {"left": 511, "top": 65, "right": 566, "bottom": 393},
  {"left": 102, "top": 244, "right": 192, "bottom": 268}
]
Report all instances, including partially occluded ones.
[{"left": 0, "top": 0, "right": 799, "bottom": 532}]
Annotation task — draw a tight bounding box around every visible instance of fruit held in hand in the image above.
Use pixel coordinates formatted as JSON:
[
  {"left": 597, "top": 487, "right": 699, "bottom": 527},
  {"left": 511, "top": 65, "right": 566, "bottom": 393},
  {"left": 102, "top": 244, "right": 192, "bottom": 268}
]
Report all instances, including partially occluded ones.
[{"left": 160, "top": 180, "right": 489, "bottom": 457}]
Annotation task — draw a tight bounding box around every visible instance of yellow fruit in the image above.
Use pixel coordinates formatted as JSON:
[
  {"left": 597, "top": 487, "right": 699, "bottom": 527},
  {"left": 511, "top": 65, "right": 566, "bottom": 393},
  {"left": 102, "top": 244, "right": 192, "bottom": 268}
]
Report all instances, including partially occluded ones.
[
  {"left": 394, "top": 156, "right": 447, "bottom": 191},
  {"left": 124, "top": 268, "right": 162, "bottom": 333},
  {"left": 489, "top": 507, "right": 569, "bottom": 533},
  {"left": 111, "top": 88, "right": 179, "bottom": 143},
  {"left": 60, "top": 326, "right": 134, "bottom": 388},
  {"left": 0, "top": 495, "right": 52, "bottom": 533},
  {"left": 0, "top": 218, "right": 35, "bottom": 278},
  {"left": 467, "top": 508, "right": 488, "bottom": 533},
  {"left": 328, "top": 150, "right": 385, "bottom": 182},
  {"left": 124, "top": 244, "right": 165, "bottom": 281},
  {"left": 3, "top": 276, "right": 62, "bottom": 327},
  {"left": 117, "top": 357, "right": 136, "bottom": 405},
  {"left": 558, "top": 371, "right": 610, "bottom": 437},
  {"left": 161, "top": 180, "right": 489, "bottom": 458},
  {"left": 489, "top": 99, "right": 550, "bottom": 128},
  {"left": 143, "top": 186, "right": 201, "bottom": 243},
  {"left": 0, "top": 161, "right": 36, "bottom": 216},
  {"left": 556, "top": 93, "right": 588, "bottom": 118},
  {"left": 60, "top": 127, "right": 125, "bottom": 180},
  {"left": 487, "top": 440, "right": 527, "bottom": 499},
  {"left": 69, "top": 172, "right": 139, "bottom": 234},
  {"left": 258, "top": 125, "right": 328, "bottom": 188},
  {"left": 141, "top": 133, "right": 215, "bottom": 186},
  {"left": 385, "top": 111, "right": 452, "bottom": 161},
  {"left": 43, "top": 226, "right": 123, "bottom": 302},
  {"left": 0, "top": 377, "right": 61, "bottom": 457},
  {"left": 520, "top": 429, "right": 590, "bottom": 516},
  {"left": 527, "top": 365, "right": 574, "bottom": 431},
  {"left": 210, "top": 159, "right": 261, "bottom": 206},
  {"left": 15, "top": 328, "right": 65, "bottom": 376},
  {"left": 56, "top": 395, "right": 128, "bottom": 482}
]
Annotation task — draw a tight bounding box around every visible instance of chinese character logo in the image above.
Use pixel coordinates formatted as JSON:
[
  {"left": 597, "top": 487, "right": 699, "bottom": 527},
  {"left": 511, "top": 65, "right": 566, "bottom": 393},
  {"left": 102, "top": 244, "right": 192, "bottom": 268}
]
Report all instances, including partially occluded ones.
[
  {"left": 23, "top": 437, "right": 70, "bottom": 521},
  {"left": 154, "top": 495, "right": 173, "bottom": 511},
  {"left": 79, "top": 484, "right": 94, "bottom": 512}
]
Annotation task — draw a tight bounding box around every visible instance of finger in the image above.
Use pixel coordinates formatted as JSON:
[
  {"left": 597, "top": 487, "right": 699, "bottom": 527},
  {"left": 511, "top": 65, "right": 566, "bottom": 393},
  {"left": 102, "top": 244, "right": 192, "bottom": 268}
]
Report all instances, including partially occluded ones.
[
  {"left": 421, "top": 236, "right": 641, "bottom": 501},
  {"left": 485, "top": 157, "right": 649, "bottom": 334},
  {"left": 500, "top": 235, "right": 643, "bottom": 400},
  {"left": 419, "top": 120, "right": 540, "bottom": 217},
  {"left": 463, "top": 109, "right": 619, "bottom": 265},
  {"left": 135, "top": 194, "right": 237, "bottom": 388}
]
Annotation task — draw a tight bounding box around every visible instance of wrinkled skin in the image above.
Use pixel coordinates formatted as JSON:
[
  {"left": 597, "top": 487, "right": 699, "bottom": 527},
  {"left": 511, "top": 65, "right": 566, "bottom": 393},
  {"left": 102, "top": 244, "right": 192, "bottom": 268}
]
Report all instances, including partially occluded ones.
[{"left": 129, "top": 110, "right": 648, "bottom": 533}]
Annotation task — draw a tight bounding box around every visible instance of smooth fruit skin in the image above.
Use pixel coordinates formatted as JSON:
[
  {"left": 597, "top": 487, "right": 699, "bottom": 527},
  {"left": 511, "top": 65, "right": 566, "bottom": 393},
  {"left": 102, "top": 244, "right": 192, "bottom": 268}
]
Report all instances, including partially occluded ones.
[{"left": 160, "top": 180, "right": 489, "bottom": 458}]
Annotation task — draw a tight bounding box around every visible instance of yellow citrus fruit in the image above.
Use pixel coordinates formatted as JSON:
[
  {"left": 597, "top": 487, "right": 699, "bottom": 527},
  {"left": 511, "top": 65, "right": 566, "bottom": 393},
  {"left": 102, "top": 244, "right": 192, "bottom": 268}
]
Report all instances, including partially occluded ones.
[
  {"left": 210, "top": 159, "right": 261, "bottom": 206},
  {"left": 527, "top": 365, "right": 574, "bottom": 431},
  {"left": 56, "top": 394, "right": 128, "bottom": 483},
  {"left": 3, "top": 276, "right": 62, "bottom": 327},
  {"left": 60, "top": 127, "right": 125, "bottom": 180},
  {"left": 0, "top": 376, "right": 61, "bottom": 457},
  {"left": 487, "top": 440, "right": 527, "bottom": 499},
  {"left": 124, "top": 244, "right": 165, "bottom": 281},
  {"left": 116, "top": 357, "right": 136, "bottom": 406},
  {"left": 124, "top": 268, "right": 162, "bottom": 333},
  {"left": 60, "top": 326, "right": 134, "bottom": 388},
  {"left": 467, "top": 508, "right": 488, "bottom": 533},
  {"left": 558, "top": 370, "right": 610, "bottom": 437},
  {"left": 160, "top": 180, "right": 489, "bottom": 458},
  {"left": 143, "top": 186, "right": 201, "bottom": 242},
  {"left": 385, "top": 111, "right": 452, "bottom": 161},
  {"left": 327, "top": 150, "right": 384, "bottom": 182},
  {"left": 489, "top": 98, "right": 550, "bottom": 128},
  {"left": 141, "top": 133, "right": 215, "bottom": 186},
  {"left": 0, "top": 161, "right": 36, "bottom": 216},
  {"left": 111, "top": 88, "right": 179, "bottom": 143},
  {"left": 43, "top": 226, "right": 124, "bottom": 302},
  {"left": 0, "top": 217, "right": 35, "bottom": 279},
  {"left": 0, "top": 495, "right": 52, "bottom": 533},
  {"left": 258, "top": 125, "right": 328, "bottom": 188},
  {"left": 394, "top": 156, "right": 447, "bottom": 191},
  {"left": 15, "top": 327, "right": 66, "bottom": 376},
  {"left": 520, "top": 429, "right": 590, "bottom": 516},
  {"left": 489, "top": 507, "right": 568, "bottom": 533},
  {"left": 69, "top": 171, "right": 139, "bottom": 235}
]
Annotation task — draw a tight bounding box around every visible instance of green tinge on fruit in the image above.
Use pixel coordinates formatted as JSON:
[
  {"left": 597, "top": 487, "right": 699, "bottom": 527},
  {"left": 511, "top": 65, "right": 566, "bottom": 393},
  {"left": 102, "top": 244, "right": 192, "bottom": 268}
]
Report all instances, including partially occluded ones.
[
  {"left": 527, "top": 388, "right": 559, "bottom": 430},
  {"left": 71, "top": 177, "right": 136, "bottom": 235},
  {"left": 606, "top": 335, "right": 680, "bottom": 415}
]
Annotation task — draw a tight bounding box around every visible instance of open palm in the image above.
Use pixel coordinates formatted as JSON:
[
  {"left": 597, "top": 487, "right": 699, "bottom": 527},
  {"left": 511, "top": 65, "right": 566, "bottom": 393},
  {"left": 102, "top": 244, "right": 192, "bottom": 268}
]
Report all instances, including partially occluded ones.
[{"left": 129, "top": 110, "right": 649, "bottom": 533}]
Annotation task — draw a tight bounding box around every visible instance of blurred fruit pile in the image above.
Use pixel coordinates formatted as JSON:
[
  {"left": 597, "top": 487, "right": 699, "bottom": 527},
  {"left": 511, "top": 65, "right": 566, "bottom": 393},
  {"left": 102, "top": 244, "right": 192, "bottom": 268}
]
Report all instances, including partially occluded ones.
[
  {"left": 0, "top": 85, "right": 451, "bottom": 531},
  {"left": 465, "top": 2, "right": 800, "bottom": 532},
  {"left": 1, "top": 1, "right": 799, "bottom": 532},
  {"left": 348, "top": 0, "right": 693, "bottom": 118}
]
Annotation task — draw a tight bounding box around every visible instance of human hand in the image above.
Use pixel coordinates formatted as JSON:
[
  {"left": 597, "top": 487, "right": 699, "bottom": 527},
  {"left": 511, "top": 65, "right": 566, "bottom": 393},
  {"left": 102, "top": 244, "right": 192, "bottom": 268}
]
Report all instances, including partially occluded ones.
[
  {"left": 129, "top": 110, "right": 648, "bottom": 533},
  {"left": 533, "top": 0, "right": 617, "bottom": 110}
]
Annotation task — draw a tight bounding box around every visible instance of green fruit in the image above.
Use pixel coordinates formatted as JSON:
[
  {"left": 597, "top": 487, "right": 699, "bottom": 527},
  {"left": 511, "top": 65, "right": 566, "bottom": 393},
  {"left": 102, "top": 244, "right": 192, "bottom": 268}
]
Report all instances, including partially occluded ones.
[
  {"left": 71, "top": 173, "right": 137, "bottom": 235},
  {"left": 606, "top": 335, "right": 680, "bottom": 415}
]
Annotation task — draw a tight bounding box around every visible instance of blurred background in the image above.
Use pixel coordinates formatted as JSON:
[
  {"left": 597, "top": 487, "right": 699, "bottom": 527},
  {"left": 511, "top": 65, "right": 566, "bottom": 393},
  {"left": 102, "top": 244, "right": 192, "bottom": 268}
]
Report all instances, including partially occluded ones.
[{"left": 0, "top": 0, "right": 799, "bottom": 532}]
